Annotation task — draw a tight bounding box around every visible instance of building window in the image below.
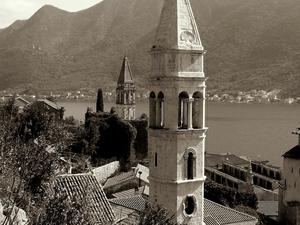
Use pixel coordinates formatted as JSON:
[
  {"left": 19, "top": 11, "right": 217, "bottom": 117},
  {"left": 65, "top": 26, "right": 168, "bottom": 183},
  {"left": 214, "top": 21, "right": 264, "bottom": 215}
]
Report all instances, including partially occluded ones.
[
  {"left": 187, "top": 153, "right": 194, "bottom": 180},
  {"left": 149, "top": 92, "right": 156, "bottom": 128},
  {"left": 178, "top": 92, "right": 189, "bottom": 129},
  {"left": 155, "top": 153, "right": 158, "bottom": 167},
  {"left": 156, "top": 92, "right": 164, "bottom": 128},
  {"left": 295, "top": 182, "right": 297, "bottom": 188},
  {"left": 292, "top": 167, "right": 294, "bottom": 173},
  {"left": 192, "top": 91, "right": 204, "bottom": 129},
  {"left": 184, "top": 148, "right": 197, "bottom": 180},
  {"left": 183, "top": 196, "right": 197, "bottom": 217}
]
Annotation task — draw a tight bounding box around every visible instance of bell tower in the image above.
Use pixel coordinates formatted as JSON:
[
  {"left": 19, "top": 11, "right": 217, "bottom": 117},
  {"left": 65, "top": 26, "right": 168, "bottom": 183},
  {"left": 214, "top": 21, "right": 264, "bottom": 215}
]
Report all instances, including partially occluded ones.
[
  {"left": 116, "top": 55, "right": 136, "bottom": 120},
  {"left": 148, "top": 0, "right": 207, "bottom": 224}
]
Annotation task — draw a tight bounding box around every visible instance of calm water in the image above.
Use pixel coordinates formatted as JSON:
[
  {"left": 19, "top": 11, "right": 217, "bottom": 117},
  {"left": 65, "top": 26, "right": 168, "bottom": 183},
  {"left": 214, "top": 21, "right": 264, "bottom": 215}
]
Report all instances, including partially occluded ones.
[{"left": 59, "top": 101, "right": 300, "bottom": 167}]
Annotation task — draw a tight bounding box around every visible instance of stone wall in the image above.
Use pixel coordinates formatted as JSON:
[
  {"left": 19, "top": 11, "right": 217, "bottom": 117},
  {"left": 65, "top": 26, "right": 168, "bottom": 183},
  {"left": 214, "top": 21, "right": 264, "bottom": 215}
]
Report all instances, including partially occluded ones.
[{"left": 92, "top": 161, "right": 120, "bottom": 184}]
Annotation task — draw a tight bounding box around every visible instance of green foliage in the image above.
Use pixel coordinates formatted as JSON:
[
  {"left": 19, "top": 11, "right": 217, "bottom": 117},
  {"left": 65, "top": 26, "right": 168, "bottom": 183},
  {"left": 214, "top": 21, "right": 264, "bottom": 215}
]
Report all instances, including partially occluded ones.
[
  {"left": 73, "top": 112, "right": 137, "bottom": 171},
  {"left": 0, "top": 98, "right": 85, "bottom": 225},
  {"left": 204, "top": 180, "right": 258, "bottom": 209},
  {"left": 138, "top": 202, "right": 179, "bottom": 225},
  {"left": 38, "top": 191, "right": 95, "bottom": 225},
  {"left": 130, "top": 119, "right": 148, "bottom": 160}
]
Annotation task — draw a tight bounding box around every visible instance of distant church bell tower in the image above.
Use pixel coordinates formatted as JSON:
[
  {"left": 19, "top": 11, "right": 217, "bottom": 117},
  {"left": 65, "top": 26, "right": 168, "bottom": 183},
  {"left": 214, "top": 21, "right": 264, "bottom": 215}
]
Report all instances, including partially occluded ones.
[{"left": 116, "top": 55, "right": 136, "bottom": 120}]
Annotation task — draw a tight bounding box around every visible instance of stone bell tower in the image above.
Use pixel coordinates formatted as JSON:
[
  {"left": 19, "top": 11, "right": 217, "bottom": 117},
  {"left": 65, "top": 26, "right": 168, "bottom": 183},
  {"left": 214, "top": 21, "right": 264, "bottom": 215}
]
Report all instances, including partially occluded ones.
[
  {"left": 116, "top": 55, "right": 136, "bottom": 120},
  {"left": 148, "top": 0, "right": 207, "bottom": 224}
]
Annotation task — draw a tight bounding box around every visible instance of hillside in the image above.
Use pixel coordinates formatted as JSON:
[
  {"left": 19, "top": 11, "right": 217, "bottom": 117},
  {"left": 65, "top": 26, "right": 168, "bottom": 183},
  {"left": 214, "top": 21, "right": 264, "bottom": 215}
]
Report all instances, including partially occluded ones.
[{"left": 0, "top": 0, "right": 299, "bottom": 96}]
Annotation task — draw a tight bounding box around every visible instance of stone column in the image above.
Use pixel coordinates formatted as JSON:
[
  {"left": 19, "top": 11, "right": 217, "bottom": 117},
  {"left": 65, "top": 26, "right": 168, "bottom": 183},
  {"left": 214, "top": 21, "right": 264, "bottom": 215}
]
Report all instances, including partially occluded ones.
[
  {"left": 182, "top": 99, "right": 189, "bottom": 129},
  {"left": 202, "top": 88, "right": 206, "bottom": 128},
  {"left": 156, "top": 100, "right": 162, "bottom": 128},
  {"left": 188, "top": 98, "right": 193, "bottom": 129}
]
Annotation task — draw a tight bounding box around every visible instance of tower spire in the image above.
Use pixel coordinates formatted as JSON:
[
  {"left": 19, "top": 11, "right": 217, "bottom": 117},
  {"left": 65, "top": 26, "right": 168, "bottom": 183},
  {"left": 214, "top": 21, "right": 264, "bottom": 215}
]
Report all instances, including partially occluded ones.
[
  {"left": 115, "top": 54, "right": 136, "bottom": 120},
  {"left": 153, "top": 0, "right": 203, "bottom": 51},
  {"left": 117, "top": 55, "right": 134, "bottom": 85}
]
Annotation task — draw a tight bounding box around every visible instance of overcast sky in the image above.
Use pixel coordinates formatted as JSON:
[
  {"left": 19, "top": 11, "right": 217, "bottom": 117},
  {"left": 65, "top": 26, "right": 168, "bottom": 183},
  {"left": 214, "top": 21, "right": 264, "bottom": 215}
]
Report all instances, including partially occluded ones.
[{"left": 0, "top": 0, "right": 102, "bottom": 28}]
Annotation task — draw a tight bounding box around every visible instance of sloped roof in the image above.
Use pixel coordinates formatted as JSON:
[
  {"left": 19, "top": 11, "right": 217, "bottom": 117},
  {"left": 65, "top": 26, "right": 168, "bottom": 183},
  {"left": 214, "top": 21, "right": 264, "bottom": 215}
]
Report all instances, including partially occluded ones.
[
  {"left": 153, "top": 0, "right": 203, "bottom": 51},
  {"left": 282, "top": 145, "right": 300, "bottom": 159},
  {"left": 204, "top": 199, "right": 257, "bottom": 225},
  {"left": 15, "top": 97, "right": 30, "bottom": 106},
  {"left": 112, "top": 186, "right": 145, "bottom": 199},
  {"left": 205, "top": 153, "right": 249, "bottom": 168},
  {"left": 104, "top": 171, "right": 135, "bottom": 189},
  {"left": 204, "top": 216, "right": 220, "bottom": 225},
  {"left": 109, "top": 196, "right": 146, "bottom": 212},
  {"left": 55, "top": 173, "right": 115, "bottom": 224},
  {"left": 37, "top": 99, "right": 62, "bottom": 111},
  {"left": 109, "top": 196, "right": 257, "bottom": 225},
  {"left": 110, "top": 204, "right": 136, "bottom": 223},
  {"left": 117, "top": 56, "right": 134, "bottom": 85}
]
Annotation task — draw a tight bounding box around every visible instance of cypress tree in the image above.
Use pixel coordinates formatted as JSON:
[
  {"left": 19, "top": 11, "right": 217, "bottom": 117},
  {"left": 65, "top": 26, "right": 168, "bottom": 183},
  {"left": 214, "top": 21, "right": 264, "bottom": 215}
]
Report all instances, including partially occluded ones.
[{"left": 96, "top": 88, "right": 104, "bottom": 112}]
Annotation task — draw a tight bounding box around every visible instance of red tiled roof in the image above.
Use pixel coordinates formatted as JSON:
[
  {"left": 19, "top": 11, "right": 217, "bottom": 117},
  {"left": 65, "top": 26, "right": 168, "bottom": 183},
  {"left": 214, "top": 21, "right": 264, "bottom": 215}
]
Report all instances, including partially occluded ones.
[
  {"left": 112, "top": 186, "right": 145, "bottom": 199},
  {"left": 55, "top": 173, "right": 115, "bottom": 224},
  {"left": 109, "top": 196, "right": 257, "bottom": 225},
  {"left": 204, "top": 216, "right": 220, "bottom": 225},
  {"left": 204, "top": 199, "right": 257, "bottom": 224},
  {"left": 109, "top": 196, "right": 146, "bottom": 212},
  {"left": 104, "top": 171, "right": 135, "bottom": 189},
  {"left": 206, "top": 153, "right": 249, "bottom": 168}
]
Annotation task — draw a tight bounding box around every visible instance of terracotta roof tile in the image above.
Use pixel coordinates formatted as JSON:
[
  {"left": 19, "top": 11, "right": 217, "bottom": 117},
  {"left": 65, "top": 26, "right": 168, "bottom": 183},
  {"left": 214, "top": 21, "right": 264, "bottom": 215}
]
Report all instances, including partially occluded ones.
[
  {"left": 204, "top": 199, "right": 257, "bottom": 224},
  {"left": 104, "top": 171, "right": 135, "bottom": 189},
  {"left": 112, "top": 186, "right": 145, "bottom": 199},
  {"left": 55, "top": 173, "right": 115, "bottom": 224},
  {"left": 109, "top": 196, "right": 146, "bottom": 212},
  {"left": 204, "top": 216, "right": 220, "bottom": 225}
]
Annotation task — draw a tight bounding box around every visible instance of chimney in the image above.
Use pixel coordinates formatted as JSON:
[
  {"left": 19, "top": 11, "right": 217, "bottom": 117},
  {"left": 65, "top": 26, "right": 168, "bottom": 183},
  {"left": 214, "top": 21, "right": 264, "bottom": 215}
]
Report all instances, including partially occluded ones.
[
  {"left": 138, "top": 171, "right": 142, "bottom": 187},
  {"left": 292, "top": 128, "right": 300, "bottom": 146}
]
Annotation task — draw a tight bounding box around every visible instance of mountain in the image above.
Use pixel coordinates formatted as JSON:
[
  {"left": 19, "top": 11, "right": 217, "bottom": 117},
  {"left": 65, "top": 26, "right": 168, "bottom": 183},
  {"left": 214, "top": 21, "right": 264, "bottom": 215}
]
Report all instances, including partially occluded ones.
[{"left": 0, "top": 0, "right": 300, "bottom": 96}]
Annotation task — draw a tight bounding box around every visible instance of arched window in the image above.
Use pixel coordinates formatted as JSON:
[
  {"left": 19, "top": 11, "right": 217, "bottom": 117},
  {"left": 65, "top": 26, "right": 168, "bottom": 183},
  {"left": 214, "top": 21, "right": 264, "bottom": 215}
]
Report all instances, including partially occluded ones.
[
  {"left": 149, "top": 92, "right": 156, "bottom": 128},
  {"left": 184, "top": 148, "right": 196, "bottom": 180},
  {"left": 192, "top": 91, "right": 203, "bottom": 129},
  {"left": 178, "top": 92, "right": 189, "bottom": 129},
  {"left": 187, "top": 153, "right": 194, "bottom": 179},
  {"left": 156, "top": 92, "right": 164, "bottom": 128}
]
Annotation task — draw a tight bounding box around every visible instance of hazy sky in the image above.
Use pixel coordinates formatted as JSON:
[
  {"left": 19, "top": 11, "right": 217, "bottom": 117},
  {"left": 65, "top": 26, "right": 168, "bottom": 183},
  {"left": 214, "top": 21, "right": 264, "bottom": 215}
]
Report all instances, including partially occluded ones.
[{"left": 0, "top": 0, "right": 103, "bottom": 28}]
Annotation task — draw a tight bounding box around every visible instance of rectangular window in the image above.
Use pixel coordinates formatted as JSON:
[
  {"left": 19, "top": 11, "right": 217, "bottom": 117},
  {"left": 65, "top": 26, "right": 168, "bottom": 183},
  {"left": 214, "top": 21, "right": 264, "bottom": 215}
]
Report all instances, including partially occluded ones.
[{"left": 155, "top": 153, "right": 158, "bottom": 167}]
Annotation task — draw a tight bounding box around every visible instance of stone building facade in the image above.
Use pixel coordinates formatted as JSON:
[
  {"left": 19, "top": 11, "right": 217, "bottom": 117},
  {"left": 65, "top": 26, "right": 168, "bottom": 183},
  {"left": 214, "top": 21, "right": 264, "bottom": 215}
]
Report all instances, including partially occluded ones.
[
  {"left": 279, "top": 129, "right": 300, "bottom": 225},
  {"left": 116, "top": 55, "right": 136, "bottom": 120},
  {"left": 148, "top": 0, "right": 207, "bottom": 224}
]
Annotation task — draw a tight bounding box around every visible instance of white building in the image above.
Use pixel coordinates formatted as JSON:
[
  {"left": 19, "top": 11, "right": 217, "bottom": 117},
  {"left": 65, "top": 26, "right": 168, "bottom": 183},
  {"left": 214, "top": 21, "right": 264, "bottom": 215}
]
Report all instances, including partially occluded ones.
[
  {"left": 279, "top": 128, "right": 300, "bottom": 224},
  {"left": 148, "top": 0, "right": 207, "bottom": 224}
]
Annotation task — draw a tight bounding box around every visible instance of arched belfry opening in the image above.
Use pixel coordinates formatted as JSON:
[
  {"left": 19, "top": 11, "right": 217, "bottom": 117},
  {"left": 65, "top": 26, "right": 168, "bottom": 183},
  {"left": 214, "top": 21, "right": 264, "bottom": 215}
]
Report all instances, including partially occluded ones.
[
  {"left": 156, "top": 92, "right": 165, "bottom": 128},
  {"left": 192, "top": 91, "right": 204, "bottom": 129},
  {"left": 178, "top": 92, "right": 189, "bottom": 129},
  {"left": 149, "top": 92, "right": 156, "bottom": 128}
]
